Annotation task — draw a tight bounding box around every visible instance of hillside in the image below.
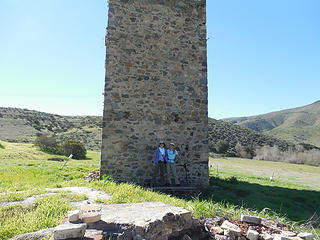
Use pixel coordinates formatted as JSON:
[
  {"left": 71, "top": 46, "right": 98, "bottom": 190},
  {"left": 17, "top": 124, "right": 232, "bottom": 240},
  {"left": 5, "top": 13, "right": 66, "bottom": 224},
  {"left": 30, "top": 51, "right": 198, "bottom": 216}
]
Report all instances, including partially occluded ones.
[
  {"left": 208, "top": 118, "right": 296, "bottom": 153},
  {"left": 0, "top": 107, "right": 301, "bottom": 153},
  {"left": 224, "top": 101, "right": 320, "bottom": 147},
  {"left": 0, "top": 107, "right": 102, "bottom": 150}
]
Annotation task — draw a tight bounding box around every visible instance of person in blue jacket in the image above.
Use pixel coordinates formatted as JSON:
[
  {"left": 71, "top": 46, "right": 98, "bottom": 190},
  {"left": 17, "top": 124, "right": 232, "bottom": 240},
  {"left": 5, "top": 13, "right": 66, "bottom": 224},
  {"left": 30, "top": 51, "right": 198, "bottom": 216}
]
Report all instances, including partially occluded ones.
[
  {"left": 152, "top": 141, "right": 168, "bottom": 186},
  {"left": 166, "top": 142, "right": 180, "bottom": 186}
]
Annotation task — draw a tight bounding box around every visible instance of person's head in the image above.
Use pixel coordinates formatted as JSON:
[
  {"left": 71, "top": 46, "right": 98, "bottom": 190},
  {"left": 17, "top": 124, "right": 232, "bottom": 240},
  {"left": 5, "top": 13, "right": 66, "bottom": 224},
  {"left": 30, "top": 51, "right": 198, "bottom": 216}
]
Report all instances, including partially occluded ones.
[
  {"left": 159, "top": 141, "right": 165, "bottom": 148},
  {"left": 169, "top": 142, "right": 175, "bottom": 150}
]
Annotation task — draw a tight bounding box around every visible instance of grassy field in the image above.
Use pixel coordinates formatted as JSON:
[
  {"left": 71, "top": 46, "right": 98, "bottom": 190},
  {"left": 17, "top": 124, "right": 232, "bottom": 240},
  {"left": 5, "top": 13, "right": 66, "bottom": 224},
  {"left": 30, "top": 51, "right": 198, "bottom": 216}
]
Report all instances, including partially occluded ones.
[
  {"left": 209, "top": 158, "right": 320, "bottom": 228},
  {"left": 0, "top": 141, "right": 319, "bottom": 239}
]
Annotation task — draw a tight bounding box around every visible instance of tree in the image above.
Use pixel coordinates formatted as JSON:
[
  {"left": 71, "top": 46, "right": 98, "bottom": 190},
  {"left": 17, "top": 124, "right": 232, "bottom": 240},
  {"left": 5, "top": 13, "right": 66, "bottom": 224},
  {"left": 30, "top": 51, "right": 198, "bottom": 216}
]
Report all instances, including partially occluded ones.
[{"left": 216, "top": 140, "right": 229, "bottom": 154}]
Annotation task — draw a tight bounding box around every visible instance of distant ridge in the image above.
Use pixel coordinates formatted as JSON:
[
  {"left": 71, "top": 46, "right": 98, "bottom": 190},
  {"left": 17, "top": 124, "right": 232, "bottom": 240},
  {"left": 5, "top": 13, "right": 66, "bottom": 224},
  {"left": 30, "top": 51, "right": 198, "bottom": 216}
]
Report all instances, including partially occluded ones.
[
  {"left": 208, "top": 118, "right": 296, "bottom": 154},
  {"left": 0, "top": 107, "right": 300, "bottom": 153},
  {"left": 0, "top": 107, "right": 102, "bottom": 150},
  {"left": 224, "top": 101, "right": 320, "bottom": 147}
]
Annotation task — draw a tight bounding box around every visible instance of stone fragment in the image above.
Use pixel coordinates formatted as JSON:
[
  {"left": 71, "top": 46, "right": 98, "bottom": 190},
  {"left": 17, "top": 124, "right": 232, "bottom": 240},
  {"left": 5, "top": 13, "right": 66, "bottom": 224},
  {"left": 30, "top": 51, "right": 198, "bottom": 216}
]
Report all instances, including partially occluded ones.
[
  {"left": 274, "top": 235, "right": 292, "bottom": 240},
  {"left": 182, "top": 234, "right": 192, "bottom": 240},
  {"left": 224, "top": 229, "right": 236, "bottom": 240},
  {"left": 220, "top": 220, "right": 242, "bottom": 236},
  {"left": 81, "top": 212, "right": 101, "bottom": 223},
  {"left": 68, "top": 210, "right": 80, "bottom": 223},
  {"left": 211, "top": 226, "right": 224, "bottom": 235},
  {"left": 80, "top": 204, "right": 102, "bottom": 223},
  {"left": 53, "top": 223, "right": 86, "bottom": 240},
  {"left": 262, "top": 232, "right": 273, "bottom": 240},
  {"left": 282, "top": 231, "right": 297, "bottom": 237},
  {"left": 215, "top": 235, "right": 229, "bottom": 240},
  {"left": 297, "top": 232, "right": 313, "bottom": 240},
  {"left": 241, "top": 215, "right": 262, "bottom": 225},
  {"left": 9, "top": 228, "right": 54, "bottom": 240},
  {"left": 247, "top": 229, "right": 259, "bottom": 240}
]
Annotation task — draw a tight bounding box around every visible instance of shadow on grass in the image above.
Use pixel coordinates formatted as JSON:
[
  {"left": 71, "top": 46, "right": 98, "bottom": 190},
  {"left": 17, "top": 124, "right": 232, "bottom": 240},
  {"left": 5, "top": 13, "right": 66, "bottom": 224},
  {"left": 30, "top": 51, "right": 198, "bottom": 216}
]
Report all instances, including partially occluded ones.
[{"left": 205, "top": 176, "right": 320, "bottom": 225}]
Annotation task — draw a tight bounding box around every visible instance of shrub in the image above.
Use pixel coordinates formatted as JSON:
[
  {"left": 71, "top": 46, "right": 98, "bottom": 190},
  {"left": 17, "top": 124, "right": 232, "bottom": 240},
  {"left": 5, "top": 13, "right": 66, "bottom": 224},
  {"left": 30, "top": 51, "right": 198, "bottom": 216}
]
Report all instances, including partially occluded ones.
[
  {"left": 35, "top": 135, "right": 59, "bottom": 153},
  {"left": 0, "top": 143, "right": 4, "bottom": 149},
  {"left": 243, "top": 145, "right": 256, "bottom": 158},
  {"left": 216, "top": 140, "right": 229, "bottom": 154},
  {"left": 60, "top": 140, "right": 86, "bottom": 160},
  {"left": 224, "top": 149, "right": 236, "bottom": 157}
]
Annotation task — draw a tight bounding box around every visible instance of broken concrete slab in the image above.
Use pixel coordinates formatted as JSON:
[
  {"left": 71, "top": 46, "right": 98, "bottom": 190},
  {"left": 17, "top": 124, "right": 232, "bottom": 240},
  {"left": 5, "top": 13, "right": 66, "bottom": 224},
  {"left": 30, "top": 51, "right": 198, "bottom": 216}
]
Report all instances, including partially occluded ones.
[
  {"left": 53, "top": 223, "right": 86, "bottom": 240},
  {"left": 1, "top": 193, "right": 56, "bottom": 207},
  {"left": 100, "top": 202, "right": 193, "bottom": 240},
  {"left": 1, "top": 186, "right": 111, "bottom": 208},
  {"left": 47, "top": 186, "right": 111, "bottom": 207}
]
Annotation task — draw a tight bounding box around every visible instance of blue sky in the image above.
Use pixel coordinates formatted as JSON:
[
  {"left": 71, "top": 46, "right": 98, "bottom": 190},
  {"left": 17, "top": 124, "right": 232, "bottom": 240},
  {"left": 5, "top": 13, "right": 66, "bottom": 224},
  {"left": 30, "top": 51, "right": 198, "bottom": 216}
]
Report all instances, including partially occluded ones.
[{"left": 0, "top": 0, "right": 319, "bottom": 119}]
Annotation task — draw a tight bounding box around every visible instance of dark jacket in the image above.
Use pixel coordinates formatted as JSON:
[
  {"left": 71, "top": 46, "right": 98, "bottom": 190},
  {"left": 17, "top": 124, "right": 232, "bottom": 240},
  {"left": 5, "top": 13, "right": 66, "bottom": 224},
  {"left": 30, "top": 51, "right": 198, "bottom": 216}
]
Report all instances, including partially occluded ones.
[{"left": 154, "top": 147, "right": 168, "bottom": 163}]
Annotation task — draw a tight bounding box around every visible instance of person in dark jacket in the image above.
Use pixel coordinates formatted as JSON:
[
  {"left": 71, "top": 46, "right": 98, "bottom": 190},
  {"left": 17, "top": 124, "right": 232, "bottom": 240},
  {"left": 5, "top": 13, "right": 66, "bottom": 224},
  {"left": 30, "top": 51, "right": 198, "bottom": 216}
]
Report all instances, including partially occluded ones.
[{"left": 152, "top": 141, "right": 168, "bottom": 186}]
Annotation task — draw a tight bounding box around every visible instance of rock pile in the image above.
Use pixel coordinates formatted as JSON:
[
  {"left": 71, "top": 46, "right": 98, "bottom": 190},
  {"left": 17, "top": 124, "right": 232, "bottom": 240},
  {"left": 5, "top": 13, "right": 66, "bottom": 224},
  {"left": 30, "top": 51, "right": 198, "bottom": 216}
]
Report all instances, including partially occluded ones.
[
  {"left": 50, "top": 202, "right": 208, "bottom": 240},
  {"left": 84, "top": 170, "right": 100, "bottom": 182},
  {"left": 52, "top": 204, "right": 102, "bottom": 240},
  {"left": 204, "top": 215, "right": 314, "bottom": 240}
]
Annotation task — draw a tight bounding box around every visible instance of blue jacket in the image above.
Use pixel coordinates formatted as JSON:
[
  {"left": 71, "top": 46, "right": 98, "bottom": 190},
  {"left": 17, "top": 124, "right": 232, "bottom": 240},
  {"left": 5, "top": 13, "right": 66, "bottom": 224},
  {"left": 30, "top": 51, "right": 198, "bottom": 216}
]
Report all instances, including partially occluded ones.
[{"left": 154, "top": 147, "right": 168, "bottom": 163}]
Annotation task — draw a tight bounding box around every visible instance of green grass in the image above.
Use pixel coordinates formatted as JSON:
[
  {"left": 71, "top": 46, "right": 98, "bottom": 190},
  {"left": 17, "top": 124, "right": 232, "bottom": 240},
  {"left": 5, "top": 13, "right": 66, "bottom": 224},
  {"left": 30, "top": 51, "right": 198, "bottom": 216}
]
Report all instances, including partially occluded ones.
[
  {"left": 0, "top": 142, "right": 319, "bottom": 239},
  {"left": 0, "top": 195, "right": 72, "bottom": 239},
  {"left": 210, "top": 157, "right": 320, "bottom": 237}
]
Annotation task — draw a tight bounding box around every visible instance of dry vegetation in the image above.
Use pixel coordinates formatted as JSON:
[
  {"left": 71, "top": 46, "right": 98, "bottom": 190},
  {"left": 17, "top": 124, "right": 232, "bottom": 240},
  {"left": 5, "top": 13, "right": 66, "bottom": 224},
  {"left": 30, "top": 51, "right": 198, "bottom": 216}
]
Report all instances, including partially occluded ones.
[{"left": 255, "top": 146, "right": 320, "bottom": 166}]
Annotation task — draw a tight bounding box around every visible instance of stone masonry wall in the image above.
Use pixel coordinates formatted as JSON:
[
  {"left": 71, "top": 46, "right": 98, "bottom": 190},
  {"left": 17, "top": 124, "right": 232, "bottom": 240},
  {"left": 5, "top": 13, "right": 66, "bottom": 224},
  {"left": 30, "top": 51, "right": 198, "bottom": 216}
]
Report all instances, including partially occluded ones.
[{"left": 101, "top": 0, "right": 209, "bottom": 188}]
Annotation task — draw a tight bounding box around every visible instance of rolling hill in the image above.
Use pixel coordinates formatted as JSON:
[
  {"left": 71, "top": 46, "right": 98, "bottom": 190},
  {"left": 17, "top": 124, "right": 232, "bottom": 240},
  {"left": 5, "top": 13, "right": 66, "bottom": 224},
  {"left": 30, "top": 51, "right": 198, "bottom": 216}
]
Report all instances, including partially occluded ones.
[
  {"left": 0, "top": 107, "right": 301, "bottom": 153},
  {"left": 0, "top": 107, "right": 102, "bottom": 150},
  {"left": 208, "top": 118, "right": 296, "bottom": 154},
  {"left": 224, "top": 101, "right": 320, "bottom": 147}
]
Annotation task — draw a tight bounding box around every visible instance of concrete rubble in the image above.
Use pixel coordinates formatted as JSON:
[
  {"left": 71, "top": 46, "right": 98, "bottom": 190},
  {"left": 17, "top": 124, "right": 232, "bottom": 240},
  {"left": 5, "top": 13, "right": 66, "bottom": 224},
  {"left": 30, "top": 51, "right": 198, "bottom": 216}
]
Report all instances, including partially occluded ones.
[
  {"left": 50, "top": 202, "right": 207, "bottom": 240},
  {"left": 9, "top": 200, "right": 315, "bottom": 240},
  {"left": 204, "top": 216, "right": 314, "bottom": 240}
]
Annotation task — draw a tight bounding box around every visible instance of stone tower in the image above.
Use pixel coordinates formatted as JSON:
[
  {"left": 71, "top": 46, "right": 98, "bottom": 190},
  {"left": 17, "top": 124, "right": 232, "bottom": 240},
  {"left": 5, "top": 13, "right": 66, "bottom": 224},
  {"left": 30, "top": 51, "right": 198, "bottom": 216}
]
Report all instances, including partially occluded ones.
[{"left": 101, "top": 0, "right": 209, "bottom": 188}]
